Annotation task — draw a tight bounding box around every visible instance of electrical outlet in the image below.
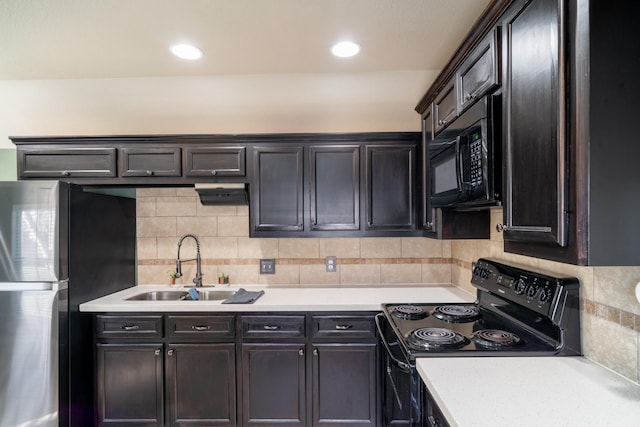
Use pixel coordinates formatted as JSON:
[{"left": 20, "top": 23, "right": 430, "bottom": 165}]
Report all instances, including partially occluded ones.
[
  {"left": 325, "top": 256, "right": 337, "bottom": 273},
  {"left": 260, "top": 259, "right": 275, "bottom": 274}
]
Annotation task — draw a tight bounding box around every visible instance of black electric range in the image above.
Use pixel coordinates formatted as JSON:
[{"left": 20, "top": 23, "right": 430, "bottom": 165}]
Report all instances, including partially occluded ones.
[{"left": 375, "top": 258, "right": 581, "bottom": 426}]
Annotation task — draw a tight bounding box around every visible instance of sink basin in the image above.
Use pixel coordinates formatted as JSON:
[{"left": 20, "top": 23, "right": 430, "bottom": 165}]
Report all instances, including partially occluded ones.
[
  {"left": 126, "top": 291, "right": 189, "bottom": 301},
  {"left": 125, "top": 289, "right": 235, "bottom": 301},
  {"left": 197, "top": 290, "right": 235, "bottom": 301}
]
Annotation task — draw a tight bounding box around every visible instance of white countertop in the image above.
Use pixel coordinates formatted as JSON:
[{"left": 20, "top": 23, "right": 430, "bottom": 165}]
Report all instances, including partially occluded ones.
[
  {"left": 416, "top": 357, "right": 640, "bottom": 427},
  {"left": 79, "top": 284, "right": 475, "bottom": 312}
]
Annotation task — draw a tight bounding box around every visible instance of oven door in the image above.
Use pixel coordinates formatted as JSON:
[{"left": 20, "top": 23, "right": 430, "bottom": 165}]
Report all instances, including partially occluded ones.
[{"left": 375, "top": 313, "right": 420, "bottom": 427}]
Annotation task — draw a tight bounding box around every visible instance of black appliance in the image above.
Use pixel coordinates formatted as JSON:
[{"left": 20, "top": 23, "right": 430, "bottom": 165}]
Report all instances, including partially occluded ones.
[
  {"left": 375, "top": 258, "right": 580, "bottom": 426},
  {"left": 428, "top": 96, "right": 501, "bottom": 209},
  {"left": 0, "top": 181, "right": 136, "bottom": 427}
]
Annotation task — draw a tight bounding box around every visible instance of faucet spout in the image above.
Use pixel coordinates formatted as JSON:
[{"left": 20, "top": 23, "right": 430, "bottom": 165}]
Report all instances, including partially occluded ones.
[{"left": 176, "top": 234, "right": 204, "bottom": 287}]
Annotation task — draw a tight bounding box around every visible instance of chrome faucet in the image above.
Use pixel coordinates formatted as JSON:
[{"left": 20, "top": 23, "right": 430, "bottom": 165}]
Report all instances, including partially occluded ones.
[{"left": 175, "top": 234, "right": 203, "bottom": 287}]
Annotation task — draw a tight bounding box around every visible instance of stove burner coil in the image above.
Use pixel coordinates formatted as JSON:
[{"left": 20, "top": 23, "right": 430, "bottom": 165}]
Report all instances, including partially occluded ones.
[
  {"left": 432, "top": 305, "right": 481, "bottom": 322},
  {"left": 392, "top": 305, "right": 427, "bottom": 320},
  {"left": 472, "top": 329, "right": 522, "bottom": 349},
  {"left": 406, "top": 327, "right": 468, "bottom": 350}
]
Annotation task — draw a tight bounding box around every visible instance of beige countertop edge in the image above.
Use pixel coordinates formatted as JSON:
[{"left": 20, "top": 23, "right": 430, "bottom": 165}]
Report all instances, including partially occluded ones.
[
  {"left": 79, "top": 284, "right": 475, "bottom": 312},
  {"left": 416, "top": 357, "right": 640, "bottom": 427}
]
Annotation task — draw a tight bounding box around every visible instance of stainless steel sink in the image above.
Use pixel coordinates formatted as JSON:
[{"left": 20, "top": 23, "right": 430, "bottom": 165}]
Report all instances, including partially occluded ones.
[
  {"left": 125, "top": 289, "right": 235, "bottom": 301},
  {"left": 197, "top": 290, "right": 235, "bottom": 301},
  {"left": 125, "top": 291, "right": 189, "bottom": 301}
]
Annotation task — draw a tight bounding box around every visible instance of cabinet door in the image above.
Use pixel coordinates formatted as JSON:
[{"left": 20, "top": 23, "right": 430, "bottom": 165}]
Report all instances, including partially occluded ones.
[
  {"left": 457, "top": 27, "right": 500, "bottom": 112},
  {"left": 184, "top": 146, "right": 246, "bottom": 177},
  {"left": 433, "top": 79, "right": 458, "bottom": 134},
  {"left": 18, "top": 147, "right": 116, "bottom": 179},
  {"left": 365, "top": 144, "right": 417, "bottom": 231},
  {"left": 309, "top": 145, "right": 360, "bottom": 231},
  {"left": 251, "top": 145, "right": 304, "bottom": 233},
  {"left": 96, "top": 343, "right": 164, "bottom": 427},
  {"left": 121, "top": 147, "right": 182, "bottom": 177},
  {"left": 311, "top": 344, "right": 378, "bottom": 427},
  {"left": 241, "top": 343, "right": 306, "bottom": 426},
  {"left": 502, "top": 0, "right": 567, "bottom": 246},
  {"left": 166, "top": 344, "right": 236, "bottom": 426},
  {"left": 421, "top": 105, "right": 437, "bottom": 236}
]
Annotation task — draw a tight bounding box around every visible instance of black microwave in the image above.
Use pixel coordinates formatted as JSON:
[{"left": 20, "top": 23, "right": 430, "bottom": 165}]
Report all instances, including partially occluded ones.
[{"left": 428, "top": 95, "right": 501, "bottom": 209}]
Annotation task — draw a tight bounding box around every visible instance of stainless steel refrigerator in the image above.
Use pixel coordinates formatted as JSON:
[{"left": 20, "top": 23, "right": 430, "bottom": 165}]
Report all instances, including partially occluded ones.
[{"left": 0, "top": 181, "right": 136, "bottom": 427}]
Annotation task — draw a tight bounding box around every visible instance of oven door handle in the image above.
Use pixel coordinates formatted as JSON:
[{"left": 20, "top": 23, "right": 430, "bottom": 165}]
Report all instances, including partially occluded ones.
[{"left": 375, "top": 313, "right": 411, "bottom": 372}]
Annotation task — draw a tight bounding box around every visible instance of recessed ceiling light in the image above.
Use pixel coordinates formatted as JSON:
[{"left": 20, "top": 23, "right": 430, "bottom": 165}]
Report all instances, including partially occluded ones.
[
  {"left": 170, "top": 43, "right": 203, "bottom": 60},
  {"left": 331, "top": 41, "right": 360, "bottom": 58}
]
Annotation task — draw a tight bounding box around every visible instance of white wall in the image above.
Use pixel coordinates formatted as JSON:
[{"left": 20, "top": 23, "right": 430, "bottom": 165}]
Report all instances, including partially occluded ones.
[{"left": 0, "top": 71, "right": 432, "bottom": 148}]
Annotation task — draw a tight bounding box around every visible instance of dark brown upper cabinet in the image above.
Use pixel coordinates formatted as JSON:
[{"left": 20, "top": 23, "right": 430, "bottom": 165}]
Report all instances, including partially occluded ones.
[
  {"left": 433, "top": 79, "right": 458, "bottom": 134},
  {"left": 457, "top": 27, "right": 501, "bottom": 113},
  {"left": 417, "top": 0, "right": 640, "bottom": 264},
  {"left": 17, "top": 147, "right": 117, "bottom": 179},
  {"left": 365, "top": 144, "right": 417, "bottom": 231},
  {"left": 249, "top": 133, "right": 421, "bottom": 238},
  {"left": 121, "top": 147, "right": 182, "bottom": 178},
  {"left": 309, "top": 145, "right": 360, "bottom": 232},
  {"left": 250, "top": 144, "right": 305, "bottom": 234},
  {"left": 184, "top": 146, "right": 246, "bottom": 178},
  {"left": 500, "top": 0, "right": 567, "bottom": 247}
]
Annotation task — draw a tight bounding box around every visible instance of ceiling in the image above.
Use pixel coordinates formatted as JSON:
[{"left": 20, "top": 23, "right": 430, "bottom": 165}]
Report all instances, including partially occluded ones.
[
  {"left": 0, "top": 0, "right": 491, "bottom": 80},
  {"left": 0, "top": 0, "right": 491, "bottom": 146}
]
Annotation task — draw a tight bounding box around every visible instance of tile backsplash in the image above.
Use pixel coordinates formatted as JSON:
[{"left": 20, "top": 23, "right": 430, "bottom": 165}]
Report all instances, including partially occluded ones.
[{"left": 136, "top": 188, "right": 640, "bottom": 384}]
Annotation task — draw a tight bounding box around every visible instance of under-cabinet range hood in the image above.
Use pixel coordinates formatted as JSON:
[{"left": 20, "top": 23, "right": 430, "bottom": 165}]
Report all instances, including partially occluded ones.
[{"left": 195, "top": 183, "right": 248, "bottom": 205}]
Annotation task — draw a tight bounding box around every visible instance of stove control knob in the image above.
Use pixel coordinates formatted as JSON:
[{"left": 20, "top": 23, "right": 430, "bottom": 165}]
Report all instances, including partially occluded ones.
[
  {"left": 514, "top": 279, "right": 526, "bottom": 295},
  {"left": 526, "top": 285, "right": 538, "bottom": 298},
  {"left": 538, "top": 288, "right": 553, "bottom": 304}
]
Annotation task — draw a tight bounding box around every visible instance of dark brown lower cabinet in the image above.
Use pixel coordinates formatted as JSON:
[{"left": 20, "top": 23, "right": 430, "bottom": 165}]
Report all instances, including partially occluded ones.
[
  {"left": 96, "top": 313, "right": 378, "bottom": 427},
  {"left": 96, "top": 343, "right": 164, "bottom": 426},
  {"left": 312, "top": 343, "right": 378, "bottom": 426},
  {"left": 166, "top": 343, "right": 236, "bottom": 426},
  {"left": 241, "top": 343, "right": 307, "bottom": 426}
]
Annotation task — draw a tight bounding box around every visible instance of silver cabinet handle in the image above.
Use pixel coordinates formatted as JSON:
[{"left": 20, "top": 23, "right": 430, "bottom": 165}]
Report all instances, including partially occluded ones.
[
  {"left": 61, "top": 171, "right": 70, "bottom": 177},
  {"left": 154, "top": 349, "right": 161, "bottom": 356},
  {"left": 145, "top": 170, "right": 153, "bottom": 176},
  {"left": 496, "top": 223, "right": 507, "bottom": 232},
  {"left": 167, "top": 349, "right": 174, "bottom": 356},
  {"left": 298, "top": 349, "right": 304, "bottom": 356},
  {"left": 192, "top": 325, "right": 211, "bottom": 331},
  {"left": 313, "top": 348, "right": 318, "bottom": 356},
  {"left": 122, "top": 325, "right": 140, "bottom": 331},
  {"left": 335, "top": 324, "right": 352, "bottom": 330},
  {"left": 211, "top": 169, "right": 218, "bottom": 175},
  {"left": 263, "top": 325, "right": 280, "bottom": 330}
]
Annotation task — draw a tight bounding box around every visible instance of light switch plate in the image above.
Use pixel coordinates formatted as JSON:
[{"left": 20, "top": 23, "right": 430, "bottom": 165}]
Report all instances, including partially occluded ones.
[{"left": 260, "top": 259, "right": 275, "bottom": 274}]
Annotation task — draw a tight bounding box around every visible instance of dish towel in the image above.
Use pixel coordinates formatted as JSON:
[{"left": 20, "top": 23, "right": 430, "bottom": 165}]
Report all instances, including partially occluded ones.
[{"left": 222, "top": 288, "right": 265, "bottom": 304}]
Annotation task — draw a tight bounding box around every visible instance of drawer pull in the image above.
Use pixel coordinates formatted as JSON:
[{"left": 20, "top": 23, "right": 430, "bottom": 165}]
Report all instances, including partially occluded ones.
[
  {"left": 263, "top": 325, "right": 281, "bottom": 331},
  {"left": 192, "top": 325, "right": 211, "bottom": 331},
  {"left": 121, "top": 325, "right": 140, "bottom": 331},
  {"left": 298, "top": 349, "right": 304, "bottom": 356},
  {"left": 313, "top": 348, "right": 318, "bottom": 356},
  {"left": 335, "top": 324, "right": 352, "bottom": 330},
  {"left": 155, "top": 349, "right": 161, "bottom": 356},
  {"left": 167, "top": 349, "right": 175, "bottom": 356}
]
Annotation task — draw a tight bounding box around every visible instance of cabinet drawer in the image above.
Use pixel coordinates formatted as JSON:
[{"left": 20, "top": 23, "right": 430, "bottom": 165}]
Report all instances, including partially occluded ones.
[
  {"left": 121, "top": 147, "right": 181, "bottom": 177},
  {"left": 185, "top": 146, "right": 246, "bottom": 177},
  {"left": 241, "top": 315, "right": 305, "bottom": 338},
  {"left": 18, "top": 147, "right": 117, "bottom": 178},
  {"left": 312, "top": 316, "right": 376, "bottom": 339},
  {"left": 457, "top": 27, "right": 500, "bottom": 112},
  {"left": 433, "top": 79, "right": 458, "bottom": 134},
  {"left": 166, "top": 315, "right": 235, "bottom": 340},
  {"left": 96, "top": 315, "right": 163, "bottom": 339}
]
